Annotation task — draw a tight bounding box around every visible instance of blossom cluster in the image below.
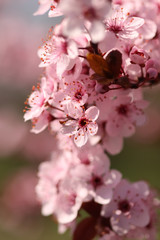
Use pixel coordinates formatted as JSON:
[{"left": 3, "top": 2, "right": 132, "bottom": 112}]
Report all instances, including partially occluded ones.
[{"left": 24, "top": 0, "right": 160, "bottom": 239}]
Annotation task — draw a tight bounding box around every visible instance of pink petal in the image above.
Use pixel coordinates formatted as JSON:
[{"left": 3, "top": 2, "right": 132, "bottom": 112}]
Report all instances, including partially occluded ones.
[
  {"left": 56, "top": 195, "right": 82, "bottom": 224},
  {"left": 122, "top": 119, "right": 135, "bottom": 137},
  {"left": 107, "top": 116, "right": 135, "bottom": 137},
  {"left": 62, "top": 17, "right": 84, "bottom": 38},
  {"left": 106, "top": 170, "right": 122, "bottom": 188},
  {"left": 41, "top": 201, "right": 55, "bottom": 216},
  {"left": 130, "top": 202, "right": 150, "bottom": 227},
  {"left": 67, "top": 40, "right": 78, "bottom": 59},
  {"left": 114, "top": 180, "right": 131, "bottom": 200},
  {"left": 61, "top": 121, "right": 77, "bottom": 135},
  {"left": 57, "top": 54, "right": 70, "bottom": 78},
  {"left": 65, "top": 102, "right": 83, "bottom": 119},
  {"left": 133, "top": 181, "right": 149, "bottom": 198},
  {"left": 99, "top": 31, "right": 118, "bottom": 52},
  {"left": 49, "top": 9, "right": 62, "bottom": 17},
  {"left": 48, "top": 3, "right": 62, "bottom": 17},
  {"left": 95, "top": 186, "right": 113, "bottom": 204},
  {"left": 85, "top": 106, "right": 99, "bottom": 121},
  {"left": 102, "top": 135, "right": 123, "bottom": 155},
  {"left": 89, "top": 20, "right": 106, "bottom": 43},
  {"left": 87, "top": 122, "right": 98, "bottom": 136},
  {"left": 74, "top": 129, "right": 88, "bottom": 147},
  {"left": 119, "top": 30, "right": 139, "bottom": 39},
  {"left": 125, "top": 17, "right": 144, "bottom": 31},
  {"left": 138, "top": 19, "right": 157, "bottom": 40},
  {"left": 31, "top": 112, "right": 49, "bottom": 134},
  {"left": 24, "top": 107, "right": 43, "bottom": 121},
  {"left": 111, "top": 214, "right": 130, "bottom": 235}
]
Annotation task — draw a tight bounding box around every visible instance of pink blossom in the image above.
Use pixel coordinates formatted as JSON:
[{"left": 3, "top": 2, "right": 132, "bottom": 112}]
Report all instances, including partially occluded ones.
[
  {"left": 24, "top": 0, "right": 160, "bottom": 238},
  {"left": 70, "top": 144, "right": 122, "bottom": 204},
  {"left": 36, "top": 150, "right": 88, "bottom": 223},
  {"left": 101, "top": 180, "right": 150, "bottom": 235},
  {"left": 125, "top": 191, "right": 160, "bottom": 240},
  {"left": 55, "top": 178, "right": 88, "bottom": 224},
  {"left": 138, "top": 19, "right": 157, "bottom": 40},
  {"left": 102, "top": 134, "right": 123, "bottom": 155},
  {"left": 34, "top": 0, "right": 62, "bottom": 17},
  {"left": 38, "top": 27, "right": 79, "bottom": 78},
  {"left": 56, "top": 80, "right": 88, "bottom": 107},
  {"left": 36, "top": 150, "right": 73, "bottom": 216},
  {"left": 24, "top": 77, "right": 53, "bottom": 122},
  {"left": 77, "top": 164, "right": 121, "bottom": 205},
  {"left": 145, "top": 59, "right": 160, "bottom": 80},
  {"left": 91, "top": 123, "right": 124, "bottom": 155},
  {"left": 1, "top": 170, "right": 40, "bottom": 222},
  {"left": 31, "top": 110, "right": 52, "bottom": 134},
  {"left": 61, "top": 103, "right": 99, "bottom": 147},
  {"left": 34, "top": 0, "right": 51, "bottom": 16},
  {"left": 59, "top": 0, "right": 111, "bottom": 42},
  {"left": 104, "top": 6, "right": 144, "bottom": 40},
  {"left": 130, "top": 46, "right": 149, "bottom": 65},
  {"left": 105, "top": 94, "right": 148, "bottom": 138}
]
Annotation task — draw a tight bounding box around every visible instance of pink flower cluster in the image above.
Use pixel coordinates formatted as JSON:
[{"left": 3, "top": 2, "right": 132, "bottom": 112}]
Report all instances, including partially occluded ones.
[{"left": 24, "top": 0, "right": 160, "bottom": 239}]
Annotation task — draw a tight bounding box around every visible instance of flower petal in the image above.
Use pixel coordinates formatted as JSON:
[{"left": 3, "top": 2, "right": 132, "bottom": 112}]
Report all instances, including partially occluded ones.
[
  {"left": 57, "top": 54, "right": 70, "bottom": 78},
  {"left": 125, "top": 17, "right": 144, "bottom": 31},
  {"left": 95, "top": 186, "right": 113, "bottom": 204},
  {"left": 87, "top": 122, "right": 98, "bottom": 136},
  {"left": 61, "top": 120, "right": 77, "bottom": 135},
  {"left": 74, "top": 129, "right": 88, "bottom": 147},
  {"left": 85, "top": 106, "right": 99, "bottom": 121},
  {"left": 89, "top": 20, "right": 106, "bottom": 43}
]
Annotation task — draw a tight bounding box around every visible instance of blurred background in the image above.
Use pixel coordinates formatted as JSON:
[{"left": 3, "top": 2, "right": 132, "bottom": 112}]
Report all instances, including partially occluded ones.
[{"left": 0, "top": 1, "right": 160, "bottom": 240}]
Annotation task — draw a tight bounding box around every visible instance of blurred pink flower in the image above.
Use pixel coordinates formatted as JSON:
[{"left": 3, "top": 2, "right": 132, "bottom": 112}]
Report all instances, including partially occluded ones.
[
  {"left": 1, "top": 169, "right": 40, "bottom": 223},
  {"left": 0, "top": 17, "right": 44, "bottom": 87},
  {"left": 22, "top": 130, "right": 58, "bottom": 161},
  {"left": 0, "top": 110, "right": 27, "bottom": 157}
]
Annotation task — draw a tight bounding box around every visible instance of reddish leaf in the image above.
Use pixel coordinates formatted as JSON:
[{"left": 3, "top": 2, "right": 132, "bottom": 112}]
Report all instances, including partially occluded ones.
[
  {"left": 82, "top": 200, "right": 102, "bottom": 218},
  {"left": 73, "top": 217, "right": 97, "bottom": 240}
]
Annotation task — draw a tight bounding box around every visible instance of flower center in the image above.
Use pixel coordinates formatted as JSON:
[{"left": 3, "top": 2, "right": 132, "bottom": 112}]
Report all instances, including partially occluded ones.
[
  {"left": 92, "top": 175, "right": 103, "bottom": 189},
  {"left": 109, "top": 24, "right": 122, "bottom": 33},
  {"left": 79, "top": 118, "right": 88, "bottom": 127},
  {"left": 106, "top": 18, "right": 123, "bottom": 34},
  {"left": 81, "top": 158, "right": 90, "bottom": 165},
  {"left": 117, "top": 104, "right": 128, "bottom": 115},
  {"left": 118, "top": 200, "right": 131, "bottom": 213},
  {"left": 146, "top": 221, "right": 152, "bottom": 229},
  {"left": 75, "top": 91, "right": 83, "bottom": 100}
]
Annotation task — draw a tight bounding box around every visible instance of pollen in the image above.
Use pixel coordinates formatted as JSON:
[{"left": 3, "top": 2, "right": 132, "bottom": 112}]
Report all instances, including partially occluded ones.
[{"left": 32, "top": 85, "right": 36, "bottom": 91}]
